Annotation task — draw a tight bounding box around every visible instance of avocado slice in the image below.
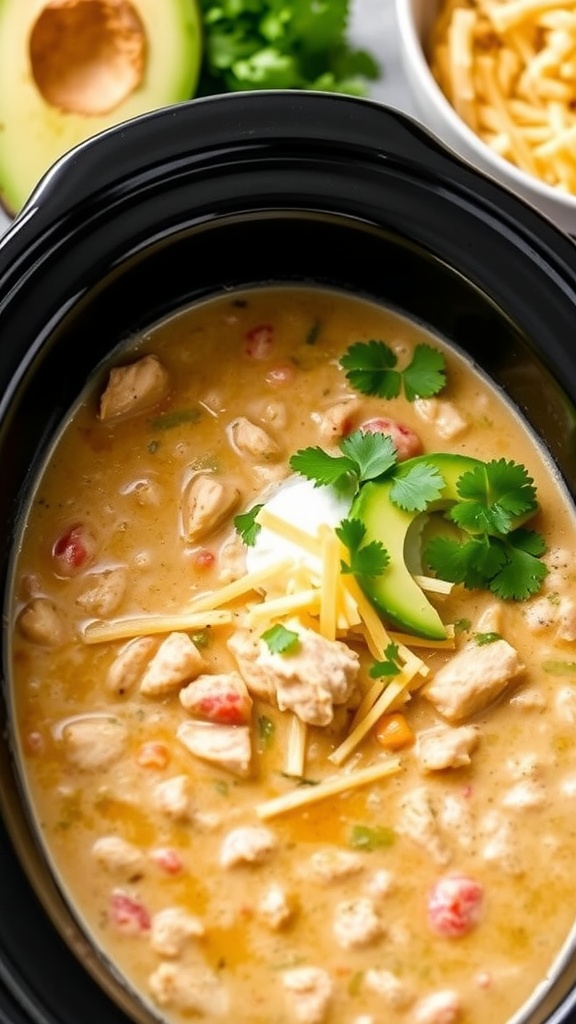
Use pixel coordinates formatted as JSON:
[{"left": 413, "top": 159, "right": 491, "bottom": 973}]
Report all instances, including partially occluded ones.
[
  {"left": 0, "top": 0, "right": 202, "bottom": 214},
  {"left": 350, "top": 453, "right": 483, "bottom": 641}
]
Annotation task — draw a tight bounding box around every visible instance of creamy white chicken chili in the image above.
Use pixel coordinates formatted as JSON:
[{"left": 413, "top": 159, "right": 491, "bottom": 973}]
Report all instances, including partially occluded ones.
[{"left": 9, "top": 285, "right": 576, "bottom": 1024}]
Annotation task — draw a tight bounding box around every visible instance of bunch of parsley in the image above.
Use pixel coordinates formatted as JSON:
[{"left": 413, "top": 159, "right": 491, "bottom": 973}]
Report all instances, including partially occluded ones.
[{"left": 197, "top": 0, "right": 380, "bottom": 96}]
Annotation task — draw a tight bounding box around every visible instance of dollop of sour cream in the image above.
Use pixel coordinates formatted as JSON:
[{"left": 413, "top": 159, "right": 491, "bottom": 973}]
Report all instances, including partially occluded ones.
[{"left": 246, "top": 476, "right": 352, "bottom": 579}]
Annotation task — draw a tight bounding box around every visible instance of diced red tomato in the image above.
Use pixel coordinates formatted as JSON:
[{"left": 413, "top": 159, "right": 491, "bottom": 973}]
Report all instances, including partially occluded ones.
[
  {"left": 136, "top": 741, "right": 169, "bottom": 769},
  {"left": 196, "top": 690, "right": 247, "bottom": 726},
  {"left": 150, "top": 847, "right": 184, "bottom": 874},
  {"left": 193, "top": 548, "right": 216, "bottom": 570},
  {"left": 52, "top": 523, "right": 97, "bottom": 576},
  {"left": 358, "top": 417, "right": 422, "bottom": 461},
  {"left": 109, "top": 890, "right": 150, "bottom": 933},
  {"left": 245, "top": 324, "right": 274, "bottom": 359},
  {"left": 427, "top": 873, "right": 484, "bottom": 938}
]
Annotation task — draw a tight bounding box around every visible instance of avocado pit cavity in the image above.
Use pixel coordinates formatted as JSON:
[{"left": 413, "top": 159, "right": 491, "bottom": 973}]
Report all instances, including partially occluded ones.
[{"left": 29, "top": 0, "right": 147, "bottom": 116}]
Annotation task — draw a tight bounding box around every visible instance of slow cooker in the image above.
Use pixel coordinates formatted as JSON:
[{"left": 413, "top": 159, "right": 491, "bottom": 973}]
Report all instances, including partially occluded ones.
[{"left": 1, "top": 91, "right": 576, "bottom": 1024}]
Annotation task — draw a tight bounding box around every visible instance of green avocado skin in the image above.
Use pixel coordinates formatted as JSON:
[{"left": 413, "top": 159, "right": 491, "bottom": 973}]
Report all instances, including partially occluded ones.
[{"left": 350, "top": 453, "right": 481, "bottom": 641}]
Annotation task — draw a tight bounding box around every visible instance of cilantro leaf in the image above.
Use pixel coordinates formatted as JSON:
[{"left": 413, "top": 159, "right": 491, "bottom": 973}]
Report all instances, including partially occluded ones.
[
  {"left": 449, "top": 459, "right": 538, "bottom": 536},
  {"left": 369, "top": 642, "right": 402, "bottom": 678},
  {"left": 339, "top": 341, "right": 447, "bottom": 401},
  {"left": 290, "top": 430, "right": 398, "bottom": 492},
  {"left": 234, "top": 504, "right": 263, "bottom": 546},
  {"left": 390, "top": 462, "right": 446, "bottom": 512},
  {"left": 339, "top": 430, "right": 398, "bottom": 481},
  {"left": 289, "top": 446, "right": 356, "bottom": 489},
  {"left": 261, "top": 623, "right": 300, "bottom": 655},
  {"left": 336, "top": 518, "right": 390, "bottom": 578},
  {"left": 402, "top": 344, "right": 447, "bottom": 401},
  {"left": 489, "top": 530, "right": 548, "bottom": 600},
  {"left": 425, "top": 527, "right": 547, "bottom": 601},
  {"left": 349, "top": 823, "right": 395, "bottom": 851},
  {"left": 198, "top": 0, "right": 379, "bottom": 97},
  {"left": 474, "top": 632, "right": 502, "bottom": 646},
  {"left": 340, "top": 340, "right": 400, "bottom": 398}
]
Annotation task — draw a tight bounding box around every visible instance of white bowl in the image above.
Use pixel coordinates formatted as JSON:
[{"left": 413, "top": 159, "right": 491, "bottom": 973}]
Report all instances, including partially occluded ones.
[{"left": 393, "top": 0, "right": 576, "bottom": 234}]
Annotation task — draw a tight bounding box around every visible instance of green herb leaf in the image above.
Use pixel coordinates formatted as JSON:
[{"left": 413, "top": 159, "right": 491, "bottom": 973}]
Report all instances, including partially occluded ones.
[
  {"left": 449, "top": 459, "right": 538, "bottom": 536},
  {"left": 474, "top": 632, "right": 502, "bottom": 646},
  {"left": 261, "top": 622, "right": 300, "bottom": 655},
  {"left": 234, "top": 504, "right": 263, "bottom": 546},
  {"left": 198, "top": 0, "right": 379, "bottom": 97},
  {"left": 340, "top": 340, "right": 447, "bottom": 401},
  {"left": 369, "top": 642, "right": 402, "bottom": 678},
  {"left": 402, "top": 344, "right": 447, "bottom": 401},
  {"left": 289, "top": 446, "right": 357, "bottom": 489},
  {"left": 349, "top": 823, "right": 395, "bottom": 851},
  {"left": 390, "top": 462, "right": 446, "bottom": 512},
  {"left": 150, "top": 408, "right": 201, "bottom": 431},
  {"left": 340, "top": 340, "right": 400, "bottom": 398},
  {"left": 336, "top": 518, "right": 390, "bottom": 579},
  {"left": 425, "top": 528, "right": 547, "bottom": 601},
  {"left": 257, "top": 714, "right": 276, "bottom": 751},
  {"left": 339, "top": 429, "right": 398, "bottom": 482},
  {"left": 290, "top": 430, "right": 398, "bottom": 492},
  {"left": 542, "top": 660, "right": 576, "bottom": 676}
]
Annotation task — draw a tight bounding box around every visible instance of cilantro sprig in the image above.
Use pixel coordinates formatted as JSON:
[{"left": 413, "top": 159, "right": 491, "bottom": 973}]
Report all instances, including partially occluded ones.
[
  {"left": 234, "top": 504, "right": 263, "bottom": 546},
  {"left": 336, "top": 518, "right": 389, "bottom": 579},
  {"left": 198, "top": 0, "right": 380, "bottom": 97},
  {"left": 289, "top": 429, "right": 397, "bottom": 493},
  {"left": 424, "top": 460, "right": 547, "bottom": 601},
  {"left": 369, "top": 642, "right": 403, "bottom": 678},
  {"left": 340, "top": 341, "right": 446, "bottom": 401},
  {"left": 261, "top": 623, "right": 300, "bottom": 655}
]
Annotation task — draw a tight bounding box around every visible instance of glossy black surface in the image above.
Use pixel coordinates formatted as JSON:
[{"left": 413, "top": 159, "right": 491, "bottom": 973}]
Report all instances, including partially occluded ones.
[{"left": 0, "top": 91, "right": 576, "bottom": 1023}]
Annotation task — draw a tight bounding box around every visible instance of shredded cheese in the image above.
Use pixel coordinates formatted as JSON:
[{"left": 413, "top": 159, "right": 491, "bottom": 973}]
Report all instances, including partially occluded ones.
[
  {"left": 284, "top": 714, "right": 308, "bottom": 778},
  {"left": 318, "top": 523, "right": 340, "bottom": 641},
  {"left": 329, "top": 670, "right": 420, "bottom": 766},
  {"left": 83, "top": 609, "right": 233, "bottom": 645},
  {"left": 188, "top": 557, "right": 295, "bottom": 613},
  {"left": 256, "top": 757, "right": 401, "bottom": 820}
]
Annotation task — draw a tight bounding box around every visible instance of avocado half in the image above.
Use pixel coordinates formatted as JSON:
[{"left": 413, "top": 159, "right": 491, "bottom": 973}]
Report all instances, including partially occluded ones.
[
  {"left": 0, "top": 0, "right": 202, "bottom": 214},
  {"left": 350, "top": 453, "right": 482, "bottom": 641}
]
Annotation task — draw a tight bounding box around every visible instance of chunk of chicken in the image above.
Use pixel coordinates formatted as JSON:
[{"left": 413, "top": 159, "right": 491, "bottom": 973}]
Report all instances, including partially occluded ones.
[
  {"left": 150, "top": 907, "right": 205, "bottom": 957},
  {"left": 18, "top": 597, "right": 63, "bottom": 646},
  {"left": 282, "top": 966, "right": 333, "bottom": 1024},
  {"left": 309, "top": 848, "right": 364, "bottom": 884},
  {"left": 106, "top": 636, "right": 158, "bottom": 696},
  {"left": 397, "top": 786, "right": 451, "bottom": 865},
  {"left": 75, "top": 567, "right": 128, "bottom": 617},
  {"left": 316, "top": 400, "right": 359, "bottom": 443},
  {"left": 479, "top": 809, "right": 523, "bottom": 875},
  {"left": 153, "top": 775, "right": 194, "bottom": 822},
  {"left": 423, "top": 639, "right": 524, "bottom": 723},
  {"left": 217, "top": 529, "right": 247, "bottom": 583},
  {"left": 416, "top": 725, "right": 480, "bottom": 773},
  {"left": 99, "top": 354, "right": 169, "bottom": 421},
  {"left": 413, "top": 990, "right": 462, "bottom": 1024},
  {"left": 228, "top": 416, "right": 281, "bottom": 460},
  {"left": 364, "top": 969, "right": 413, "bottom": 1010},
  {"left": 140, "top": 632, "right": 207, "bottom": 697},
  {"left": 148, "top": 962, "right": 229, "bottom": 1016},
  {"left": 228, "top": 625, "right": 359, "bottom": 726},
  {"left": 413, "top": 397, "right": 468, "bottom": 440},
  {"left": 183, "top": 474, "right": 240, "bottom": 544},
  {"left": 258, "top": 884, "right": 294, "bottom": 930},
  {"left": 333, "top": 897, "right": 383, "bottom": 949},
  {"left": 177, "top": 720, "right": 252, "bottom": 778},
  {"left": 60, "top": 716, "right": 128, "bottom": 772},
  {"left": 219, "top": 825, "right": 278, "bottom": 869},
  {"left": 91, "top": 835, "right": 145, "bottom": 878},
  {"left": 179, "top": 672, "right": 252, "bottom": 726}
]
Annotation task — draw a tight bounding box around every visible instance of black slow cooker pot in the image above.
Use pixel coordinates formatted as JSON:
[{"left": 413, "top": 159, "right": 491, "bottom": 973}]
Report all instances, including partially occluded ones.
[{"left": 1, "top": 91, "right": 576, "bottom": 1024}]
